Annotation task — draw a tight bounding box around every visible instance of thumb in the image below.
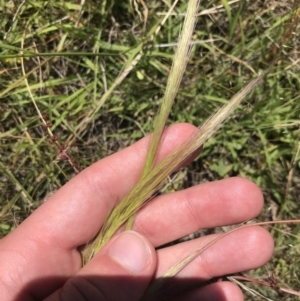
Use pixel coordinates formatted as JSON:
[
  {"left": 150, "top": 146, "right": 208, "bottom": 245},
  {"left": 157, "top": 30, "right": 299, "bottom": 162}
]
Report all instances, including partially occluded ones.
[{"left": 44, "top": 231, "right": 156, "bottom": 301}]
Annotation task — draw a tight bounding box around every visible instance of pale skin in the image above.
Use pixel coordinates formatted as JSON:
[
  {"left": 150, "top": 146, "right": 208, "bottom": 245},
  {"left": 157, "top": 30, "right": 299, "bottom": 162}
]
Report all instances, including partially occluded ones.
[{"left": 0, "top": 123, "right": 274, "bottom": 301}]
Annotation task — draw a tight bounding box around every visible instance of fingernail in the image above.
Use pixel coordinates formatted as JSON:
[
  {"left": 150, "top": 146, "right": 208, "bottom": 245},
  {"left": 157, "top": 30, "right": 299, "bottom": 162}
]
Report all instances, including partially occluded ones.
[{"left": 108, "top": 231, "right": 151, "bottom": 274}]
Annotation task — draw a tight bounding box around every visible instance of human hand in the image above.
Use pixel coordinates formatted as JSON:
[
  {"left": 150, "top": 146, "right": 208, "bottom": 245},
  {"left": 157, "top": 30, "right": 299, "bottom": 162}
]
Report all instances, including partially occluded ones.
[{"left": 0, "top": 123, "right": 273, "bottom": 301}]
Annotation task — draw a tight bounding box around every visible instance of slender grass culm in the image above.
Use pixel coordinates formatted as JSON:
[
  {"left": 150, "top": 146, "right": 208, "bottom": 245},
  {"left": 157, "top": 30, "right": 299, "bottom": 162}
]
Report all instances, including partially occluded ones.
[{"left": 82, "top": 0, "right": 201, "bottom": 263}]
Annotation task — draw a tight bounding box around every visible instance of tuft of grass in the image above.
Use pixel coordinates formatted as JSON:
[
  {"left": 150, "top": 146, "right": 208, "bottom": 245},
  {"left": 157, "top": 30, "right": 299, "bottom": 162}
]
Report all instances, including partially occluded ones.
[{"left": 1, "top": 0, "right": 300, "bottom": 299}]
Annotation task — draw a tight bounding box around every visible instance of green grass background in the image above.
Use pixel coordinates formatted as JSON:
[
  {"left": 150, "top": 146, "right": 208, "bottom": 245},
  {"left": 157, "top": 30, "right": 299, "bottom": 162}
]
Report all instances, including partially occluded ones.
[{"left": 1, "top": 0, "right": 300, "bottom": 299}]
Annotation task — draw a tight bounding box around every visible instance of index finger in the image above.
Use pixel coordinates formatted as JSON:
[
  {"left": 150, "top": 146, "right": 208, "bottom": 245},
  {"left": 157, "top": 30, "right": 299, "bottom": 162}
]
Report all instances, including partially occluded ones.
[{"left": 10, "top": 123, "right": 198, "bottom": 250}]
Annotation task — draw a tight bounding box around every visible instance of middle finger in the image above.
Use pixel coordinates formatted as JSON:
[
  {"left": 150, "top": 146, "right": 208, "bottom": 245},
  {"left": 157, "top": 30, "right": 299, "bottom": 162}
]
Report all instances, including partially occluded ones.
[{"left": 133, "top": 177, "right": 263, "bottom": 247}]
